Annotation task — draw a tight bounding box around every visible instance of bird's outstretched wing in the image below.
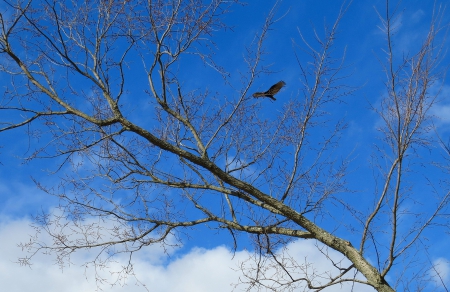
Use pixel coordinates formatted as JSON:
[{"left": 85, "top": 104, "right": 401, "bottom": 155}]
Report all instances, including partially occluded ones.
[{"left": 252, "top": 81, "right": 286, "bottom": 100}]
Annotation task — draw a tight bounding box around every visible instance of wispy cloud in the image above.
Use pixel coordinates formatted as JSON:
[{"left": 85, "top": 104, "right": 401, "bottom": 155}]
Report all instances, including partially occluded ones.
[
  {"left": 0, "top": 216, "right": 374, "bottom": 292},
  {"left": 430, "top": 82, "right": 450, "bottom": 128},
  {"left": 431, "top": 258, "right": 450, "bottom": 286}
]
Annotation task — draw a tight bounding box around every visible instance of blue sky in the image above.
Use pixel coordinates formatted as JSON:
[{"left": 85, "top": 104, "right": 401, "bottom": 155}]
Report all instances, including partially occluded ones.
[{"left": 1, "top": 0, "right": 450, "bottom": 291}]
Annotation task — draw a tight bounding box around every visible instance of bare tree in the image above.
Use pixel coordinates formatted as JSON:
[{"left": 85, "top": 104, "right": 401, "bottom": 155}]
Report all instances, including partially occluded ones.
[{"left": 0, "top": 0, "right": 448, "bottom": 291}]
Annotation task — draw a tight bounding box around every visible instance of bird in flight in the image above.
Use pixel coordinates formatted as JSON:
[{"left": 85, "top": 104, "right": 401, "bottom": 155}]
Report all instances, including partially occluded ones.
[{"left": 252, "top": 81, "right": 286, "bottom": 101}]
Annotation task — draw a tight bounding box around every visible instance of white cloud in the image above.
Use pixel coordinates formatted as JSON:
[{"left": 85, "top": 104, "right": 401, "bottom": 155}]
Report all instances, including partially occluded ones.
[
  {"left": 431, "top": 258, "right": 450, "bottom": 285},
  {"left": 431, "top": 83, "right": 450, "bottom": 128},
  {"left": 410, "top": 9, "right": 425, "bottom": 23},
  {"left": 433, "top": 104, "right": 450, "bottom": 124},
  {"left": 0, "top": 216, "right": 376, "bottom": 292},
  {"left": 0, "top": 181, "right": 53, "bottom": 215}
]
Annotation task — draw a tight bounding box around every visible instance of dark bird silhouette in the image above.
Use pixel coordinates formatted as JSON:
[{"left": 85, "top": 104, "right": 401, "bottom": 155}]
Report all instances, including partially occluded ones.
[{"left": 252, "top": 81, "right": 286, "bottom": 101}]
